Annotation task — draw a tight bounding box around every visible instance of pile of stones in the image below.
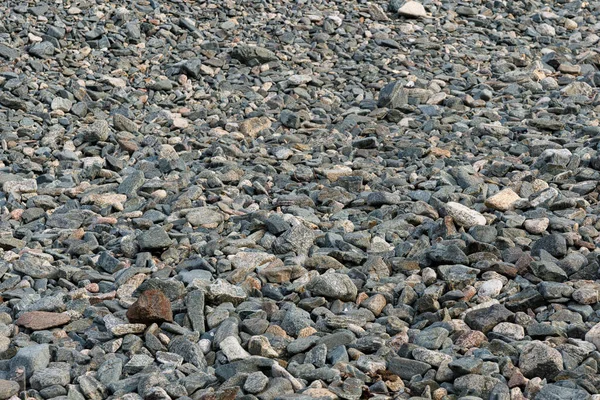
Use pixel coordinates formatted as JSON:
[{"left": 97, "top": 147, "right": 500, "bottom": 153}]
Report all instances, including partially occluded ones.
[{"left": 0, "top": 0, "right": 599, "bottom": 399}]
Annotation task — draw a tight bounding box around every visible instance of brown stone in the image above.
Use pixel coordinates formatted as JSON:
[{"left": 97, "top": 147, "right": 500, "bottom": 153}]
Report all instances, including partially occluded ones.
[
  {"left": 16, "top": 311, "right": 70, "bottom": 330},
  {"left": 239, "top": 116, "right": 271, "bottom": 138},
  {"left": 126, "top": 289, "right": 173, "bottom": 324},
  {"left": 455, "top": 330, "right": 487, "bottom": 349}
]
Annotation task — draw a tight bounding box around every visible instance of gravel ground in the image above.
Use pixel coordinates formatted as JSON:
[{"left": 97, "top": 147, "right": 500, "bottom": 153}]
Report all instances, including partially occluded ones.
[{"left": 0, "top": 0, "right": 600, "bottom": 399}]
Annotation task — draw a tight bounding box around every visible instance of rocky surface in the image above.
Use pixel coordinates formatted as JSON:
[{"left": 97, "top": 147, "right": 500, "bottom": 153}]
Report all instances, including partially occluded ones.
[{"left": 0, "top": 0, "right": 599, "bottom": 399}]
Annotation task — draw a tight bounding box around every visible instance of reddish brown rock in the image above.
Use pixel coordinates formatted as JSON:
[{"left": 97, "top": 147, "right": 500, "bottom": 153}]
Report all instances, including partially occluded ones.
[
  {"left": 126, "top": 289, "right": 173, "bottom": 324},
  {"left": 17, "top": 311, "right": 70, "bottom": 330}
]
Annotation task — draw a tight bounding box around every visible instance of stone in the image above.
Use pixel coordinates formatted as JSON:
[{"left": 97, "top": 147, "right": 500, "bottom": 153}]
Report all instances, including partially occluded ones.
[
  {"left": 206, "top": 279, "right": 247, "bottom": 305},
  {"left": 464, "top": 304, "right": 514, "bottom": 333},
  {"left": 30, "top": 367, "right": 71, "bottom": 390},
  {"left": 244, "top": 371, "right": 269, "bottom": 394},
  {"left": 126, "top": 289, "right": 173, "bottom": 324},
  {"left": 398, "top": 1, "right": 427, "bottom": 18},
  {"left": 388, "top": 357, "right": 431, "bottom": 379},
  {"left": 485, "top": 188, "right": 521, "bottom": 211},
  {"left": 519, "top": 341, "right": 563, "bottom": 378},
  {"left": 10, "top": 344, "right": 50, "bottom": 378},
  {"left": 444, "top": 202, "right": 486, "bottom": 228},
  {"left": 531, "top": 234, "right": 567, "bottom": 258},
  {"left": 16, "top": 311, "right": 70, "bottom": 330},
  {"left": 307, "top": 272, "right": 358, "bottom": 301},
  {"left": 239, "top": 116, "right": 271, "bottom": 138},
  {"left": 0, "top": 380, "right": 19, "bottom": 399},
  {"left": 219, "top": 336, "right": 251, "bottom": 361},
  {"left": 524, "top": 218, "right": 549, "bottom": 234},
  {"left": 138, "top": 227, "right": 172, "bottom": 250},
  {"left": 585, "top": 322, "right": 600, "bottom": 350}
]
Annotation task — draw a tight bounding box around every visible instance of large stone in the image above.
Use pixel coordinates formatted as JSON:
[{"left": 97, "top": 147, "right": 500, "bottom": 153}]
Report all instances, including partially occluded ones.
[
  {"left": 0, "top": 380, "right": 19, "bottom": 399},
  {"left": 444, "top": 202, "right": 486, "bottom": 228},
  {"left": 519, "top": 341, "right": 563, "bottom": 378},
  {"left": 219, "top": 336, "right": 251, "bottom": 361},
  {"left": 531, "top": 234, "right": 567, "bottom": 258},
  {"left": 484, "top": 188, "right": 521, "bottom": 211},
  {"left": 378, "top": 81, "right": 408, "bottom": 108},
  {"left": 30, "top": 366, "right": 71, "bottom": 390},
  {"left": 232, "top": 45, "right": 278, "bottom": 65},
  {"left": 206, "top": 279, "right": 247, "bottom": 305},
  {"left": 186, "top": 207, "right": 224, "bottom": 228},
  {"left": 464, "top": 304, "right": 514, "bottom": 333},
  {"left": 398, "top": 1, "right": 427, "bottom": 18},
  {"left": 585, "top": 322, "right": 600, "bottom": 350},
  {"left": 535, "top": 384, "right": 591, "bottom": 400},
  {"left": 126, "top": 289, "right": 173, "bottom": 324},
  {"left": 307, "top": 272, "right": 358, "bottom": 301},
  {"left": 0, "top": 379, "right": 20, "bottom": 400},
  {"left": 138, "top": 227, "right": 172, "bottom": 250},
  {"left": 10, "top": 344, "right": 50, "bottom": 378},
  {"left": 387, "top": 357, "right": 431, "bottom": 379},
  {"left": 239, "top": 116, "right": 272, "bottom": 137},
  {"left": 16, "top": 311, "right": 70, "bottom": 330},
  {"left": 437, "top": 265, "right": 478, "bottom": 290}
]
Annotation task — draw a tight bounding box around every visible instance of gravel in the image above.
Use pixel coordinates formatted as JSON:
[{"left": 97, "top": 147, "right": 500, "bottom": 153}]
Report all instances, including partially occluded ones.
[{"left": 0, "top": 0, "right": 599, "bottom": 399}]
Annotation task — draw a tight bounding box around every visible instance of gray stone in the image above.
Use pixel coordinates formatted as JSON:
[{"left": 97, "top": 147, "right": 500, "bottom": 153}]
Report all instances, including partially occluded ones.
[
  {"left": 519, "top": 341, "right": 563, "bottom": 378},
  {"left": 243, "top": 371, "right": 269, "bottom": 394},
  {"left": 307, "top": 272, "right": 358, "bottom": 301},
  {"left": 531, "top": 234, "right": 567, "bottom": 258},
  {"left": 138, "top": 227, "right": 172, "bottom": 250},
  {"left": 30, "top": 366, "right": 70, "bottom": 390},
  {"left": 387, "top": 357, "right": 431, "bottom": 379},
  {"left": 464, "top": 304, "right": 514, "bottom": 333},
  {"left": 10, "top": 344, "right": 50, "bottom": 378}
]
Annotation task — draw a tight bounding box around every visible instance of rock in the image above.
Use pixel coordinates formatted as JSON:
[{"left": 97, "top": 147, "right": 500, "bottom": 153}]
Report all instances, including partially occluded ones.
[
  {"left": 138, "top": 227, "right": 172, "bottom": 250},
  {"left": 398, "top": 1, "right": 427, "bottom": 18},
  {"left": 239, "top": 117, "right": 271, "bottom": 137},
  {"left": 485, "top": 188, "right": 521, "bottom": 211},
  {"left": 232, "top": 45, "right": 278, "bottom": 65},
  {"left": 519, "top": 341, "right": 563, "bottom": 378},
  {"left": 186, "top": 207, "right": 224, "bottom": 228},
  {"left": 388, "top": 357, "right": 431, "bottom": 379},
  {"left": 126, "top": 289, "right": 173, "bottom": 324},
  {"left": 307, "top": 272, "right": 358, "bottom": 301},
  {"left": 524, "top": 218, "right": 550, "bottom": 234},
  {"left": 16, "top": 311, "right": 70, "bottom": 330},
  {"left": 31, "top": 366, "right": 71, "bottom": 390},
  {"left": 0, "top": 380, "right": 18, "bottom": 399},
  {"left": 10, "top": 344, "right": 50, "bottom": 378},
  {"left": 531, "top": 234, "right": 567, "bottom": 258},
  {"left": 378, "top": 81, "right": 408, "bottom": 108},
  {"left": 464, "top": 304, "right": 514, "bottom": 333},
  {"left": 444, "top": 202, "right": 487, "bottom": 228},
  {"left": 206, "top": 279, "right": 247, "bottom": 305},
  {"left": 244, "top": 371, "right": 269, "bottom": 394},
  {"left": 585, "top": 322, "right": 600, "bottom": 350},
  {"left": 535, "top": 384, "right": 591, "bottom": 400},
  {"left": 219, "top": 336, "right": 251, "bottom": 361},
  {"left": 82, "top": 120, "right": 110, "bottom": 143}
]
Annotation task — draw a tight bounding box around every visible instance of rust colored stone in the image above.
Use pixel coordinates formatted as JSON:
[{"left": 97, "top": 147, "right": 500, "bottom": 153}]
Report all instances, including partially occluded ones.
[{"left": 126, "top": 289, "right": 173, "bottom": 324}]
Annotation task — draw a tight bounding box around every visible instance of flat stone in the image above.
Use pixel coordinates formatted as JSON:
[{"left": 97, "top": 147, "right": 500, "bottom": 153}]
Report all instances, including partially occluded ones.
[
  {"left": 485, "top": 188, "right": 521, "bottom": 211},
  {"left": 445, "top": 202, "right": 486, "bottom": 228},
  {"left": 16, "top": 311, "right": 70, "bottom": 330}
]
